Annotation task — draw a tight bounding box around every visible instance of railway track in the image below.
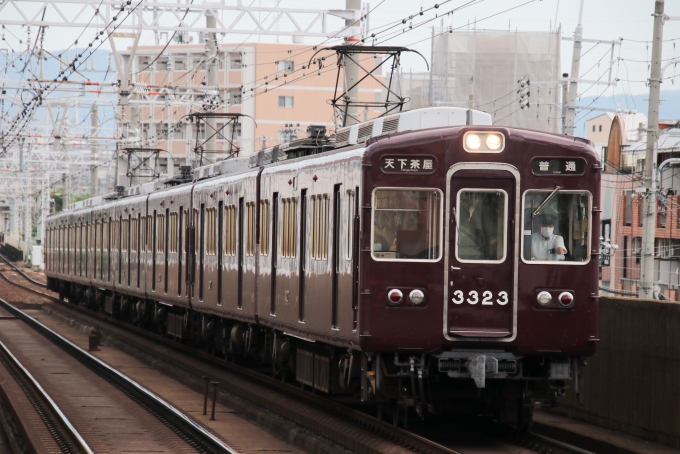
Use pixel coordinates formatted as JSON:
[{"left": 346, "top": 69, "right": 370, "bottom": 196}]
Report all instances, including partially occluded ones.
[
  {"left": 0, "top": 254, "right": 596, "bottom": 454},
  {"left": 0, "top": 309, "right": 92, "bottom": 454},
  {"left": 0, "top": 260, "right": 238, "bottom": 454}
]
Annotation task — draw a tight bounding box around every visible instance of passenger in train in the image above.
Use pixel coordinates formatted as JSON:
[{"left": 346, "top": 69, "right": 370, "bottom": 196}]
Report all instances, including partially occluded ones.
[{"left": 531, "top": 214, "right": 567, "bottom": 261}]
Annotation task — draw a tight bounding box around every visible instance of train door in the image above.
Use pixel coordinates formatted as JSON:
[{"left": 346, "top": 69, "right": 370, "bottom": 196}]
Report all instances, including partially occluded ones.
[{"left": 446, "top": 166, "right": 518, "bottom": 339}]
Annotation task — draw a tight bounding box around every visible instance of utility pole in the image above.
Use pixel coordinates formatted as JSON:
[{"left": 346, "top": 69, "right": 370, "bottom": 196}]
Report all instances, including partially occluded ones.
[
  {"left": 564, "top": 0, "right": 585, "bottom": 135},
  {"left": 90, "top": 105, "right": 99, "bottom": 196},
  {"left": 205, "top": 11, "right": 219, "bottom": 162},
  {"left": 640, "top": 0, "right": 665, "bottom": 300},
  {"left": 343, "top": 0, "right": 361, "bottom": 126}
]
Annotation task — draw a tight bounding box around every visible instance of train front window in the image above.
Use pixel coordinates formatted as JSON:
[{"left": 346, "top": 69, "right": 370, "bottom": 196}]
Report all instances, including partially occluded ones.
[
  {"left": 522, "top": 190, "right": 591, "bottom": 264},
  {"left": 455, "top": 190, "right": 507, "bottom": 262},
  {"left": 372, "top": 189, "right": 442, "bottom": 261}
]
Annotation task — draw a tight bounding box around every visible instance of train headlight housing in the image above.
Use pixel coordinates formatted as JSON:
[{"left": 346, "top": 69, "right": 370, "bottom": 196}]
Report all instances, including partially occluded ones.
[
  {"left": 463, "top": 131, "right": 505, "bottom": 153},
  {"left": 485, "top": 134, "right": 503, "bottom": 150},
  {"left": 387, "top": 289, "right": 403, "bottom": 305},
  {"left": 465, "top": 133, "right": 482, "bottom": 150},
  {"left": 536, "top": 291, "right": 552, "bottom": 306},
  {"left": 409, "top": 289, "right": 425, "bottom": 305},
  {"left": 558, "top": 292, "right": 574, "bottom": 306}
]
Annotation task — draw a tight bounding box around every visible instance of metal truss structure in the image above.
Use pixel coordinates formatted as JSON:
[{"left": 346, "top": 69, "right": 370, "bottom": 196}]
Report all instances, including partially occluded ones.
[
  {"left": 312, "top": 46, "right": 428, "bottom": 128},
  {"left": 0, "top": 0, "right": 360, "bottom": 39},
  {"left": 123, "top": 147, "right": 162, "bottom": 186},
  {"left": 188, "top": 112, "right": 247, "bottom": 166},
  {"left": 0, "top": 0, "right": 363, "bottom": 262}
]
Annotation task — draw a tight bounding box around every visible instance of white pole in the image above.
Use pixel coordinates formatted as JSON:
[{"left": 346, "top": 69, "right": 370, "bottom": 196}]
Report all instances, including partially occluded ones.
[
  {"left": 564, "top": 0, "right": 585, "bottom": 136},
  {"left": 640, "top": 0, "right": 665, "bottom": 299}
]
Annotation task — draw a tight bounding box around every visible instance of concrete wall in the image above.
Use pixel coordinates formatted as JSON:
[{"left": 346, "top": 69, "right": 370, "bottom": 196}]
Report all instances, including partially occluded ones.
[{"left": 556, "top": 296, "right": 680, "bottom": 448}]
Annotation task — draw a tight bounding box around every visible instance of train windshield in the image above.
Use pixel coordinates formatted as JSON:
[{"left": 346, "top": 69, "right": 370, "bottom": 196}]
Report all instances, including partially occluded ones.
[
  {"left": 522, "top": 191, "right": 591, "bottom": 263},
  {"left": 372, "top": 189, "right": 442, "bottom": 261},
  {"left": 456, "top": 190, "right": 508, "bottom": 262}
]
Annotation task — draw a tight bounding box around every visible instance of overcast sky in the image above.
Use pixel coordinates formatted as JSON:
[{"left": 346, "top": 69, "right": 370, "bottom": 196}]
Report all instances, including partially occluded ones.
[{"left": 1, "top": 0, "right": 679, "bottom": 99}]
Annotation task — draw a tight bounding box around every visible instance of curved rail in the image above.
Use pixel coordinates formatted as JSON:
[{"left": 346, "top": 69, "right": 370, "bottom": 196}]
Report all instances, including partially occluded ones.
[
  {"left": 0, "top": 312, "right": 93, "bottom": 454},
  {"left": 0, "top": 253, "right": 47, "bottom": 288},
  {"left": 529, "top": 431, "right": 596, "bottom": 454},
  {"left": 0, "top": 295, "right": 239, "bottom": 454}
]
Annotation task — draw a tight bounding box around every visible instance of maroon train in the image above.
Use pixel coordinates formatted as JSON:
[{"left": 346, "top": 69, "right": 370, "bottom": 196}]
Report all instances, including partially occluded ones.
[{"left": 44, "top": 107, "right": 600, "bottom": 428}]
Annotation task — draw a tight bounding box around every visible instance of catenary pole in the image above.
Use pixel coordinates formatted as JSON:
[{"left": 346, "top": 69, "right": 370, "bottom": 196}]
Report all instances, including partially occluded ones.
[
  {"left": 564, "top": 0, "right": 584, "bottom": 136},
  {"left": 640, "top": 0, "right": 665, "bottom": 299}
]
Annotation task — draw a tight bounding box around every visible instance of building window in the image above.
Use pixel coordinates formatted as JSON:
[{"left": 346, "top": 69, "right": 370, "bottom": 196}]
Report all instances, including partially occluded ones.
[
  {"left": 259, "top": 200, "right": 269, "bottom": 255},
  {"left": 653, "top": 238, "right": 680, "bottom": 258},
  {"left": 229, "top": 52, "right": 242, "bottom": 69},
  {"left": 632, "top": 236, "right": 642, "bottom": 264},
  {"left": 592, "top": 125, "right": 596, "bottom": 132},
  {"left": 658, "top": 200, "right": 667, "bottom": 228},
  {"left": 278, "top": 96, "right": 294, "bottom": 108},
  {"left": 227, "top": 88, "right": 241, "bottom": 106},
  {"left": 282, "top": 197, "right": 297, "bottom": 258},
  {"left": 311, "top": 194, "right": 329, "bottom": 260},
  {"left": 278, "top": 60, "right": 294, "bottom": 73},
  {"left": 624, "top": 191, "right": 632, "bottom": 225}
]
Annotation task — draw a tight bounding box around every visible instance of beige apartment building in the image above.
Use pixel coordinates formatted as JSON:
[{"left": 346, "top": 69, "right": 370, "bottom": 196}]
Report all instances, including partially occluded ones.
[{"left": 120, "top": 41, "right": 387, "bottom": 179}]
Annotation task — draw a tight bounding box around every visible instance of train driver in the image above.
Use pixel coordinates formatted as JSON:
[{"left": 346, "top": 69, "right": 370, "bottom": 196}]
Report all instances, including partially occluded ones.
[{"left": 531, "top": 214, "right": 567, "bottom": 261}]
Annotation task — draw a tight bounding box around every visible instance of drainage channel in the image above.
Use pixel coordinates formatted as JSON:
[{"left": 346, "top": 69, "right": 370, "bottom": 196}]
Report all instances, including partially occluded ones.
[{"left": 0, "top": 296, "right": 238, "bottom": 454}]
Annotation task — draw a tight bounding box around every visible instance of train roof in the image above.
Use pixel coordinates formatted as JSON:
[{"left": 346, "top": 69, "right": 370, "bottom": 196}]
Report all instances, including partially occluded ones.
[{"left": 52, "top": 106, "right": 596, "bottom": 219}]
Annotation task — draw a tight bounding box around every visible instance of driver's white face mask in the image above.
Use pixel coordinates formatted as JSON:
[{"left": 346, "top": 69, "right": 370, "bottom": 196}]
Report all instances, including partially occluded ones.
[{"left": 540, "top": 227, "right": 554, "bottom": 238}]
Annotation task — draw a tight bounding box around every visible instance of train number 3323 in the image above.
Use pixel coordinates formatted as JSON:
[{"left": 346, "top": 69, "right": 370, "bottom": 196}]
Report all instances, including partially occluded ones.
[{"left": 451, "top": 290, "right": 508, "bottom": 305}]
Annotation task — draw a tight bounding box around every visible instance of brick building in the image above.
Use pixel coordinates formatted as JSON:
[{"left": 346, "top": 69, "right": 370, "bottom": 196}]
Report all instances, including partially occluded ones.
[{"left": 600, "top": 115, "right": 680, "bottom": 299}]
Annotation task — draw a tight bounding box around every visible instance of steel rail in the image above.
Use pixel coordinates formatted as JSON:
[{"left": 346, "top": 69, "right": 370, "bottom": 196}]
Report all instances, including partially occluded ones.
[
  {"left": 529, "top": 432, "right": 597, "bottom": 454},
  {"left": 0, "top": 265, "right": 462, "bottom": 454},
  {"left": 0, "top": 315, "right": 93, "bottom": 454},
  {"left": 0, "top": 253, "right": 47, "bottom": 288},
  {"left": 0, "top": 294, "right": 238, "bottom": 454}
]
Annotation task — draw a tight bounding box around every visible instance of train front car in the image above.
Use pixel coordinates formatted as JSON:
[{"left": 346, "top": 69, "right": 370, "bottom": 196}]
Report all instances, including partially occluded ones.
[{"left": 361, "top": 125, "right": 600, "bottom": 428}]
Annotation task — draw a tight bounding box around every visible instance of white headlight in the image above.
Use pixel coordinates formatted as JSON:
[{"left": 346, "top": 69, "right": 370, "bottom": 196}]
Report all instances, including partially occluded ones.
[
  {"left": 486, "top": 134, "right": 502, "bottom": 150},
  {"left": 409, "top": 289, "right": 425, "bottom": 305},
  {"left": 537, "top": 291, "right": 552, "bottom": 306},
  {"left": 465, "top": 133, "right": 481, "bottom": 150}
]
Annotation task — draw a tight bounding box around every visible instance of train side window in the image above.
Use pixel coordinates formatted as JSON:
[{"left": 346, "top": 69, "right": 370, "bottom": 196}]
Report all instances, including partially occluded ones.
[
  {"left": 131, "top": 217, "right": 138, "bottom": 253},
  {"left": 245, "top": 202, "right": 255, "bottom": 256},
  {"left": 122, "top": 218, "right": 129, "bottom": 252},
  {"left": 456, "top": 190, "right": 507, "bottom": 263},
  {"left": 193, "top": 209, "right": 199, "bottom": 252},
  {"left": 522, "top": 190, "right": 591, "bottom": 264},
  {"left": 259, "top": 200, "right": 269, "bottom": 256},
  {"left": 169, "top": 212, "right": 178, "bottom": 253},
  {"left": 281, "top": 197, "right": 297, "bottom": 258},
  {"left": 311, "top": 194, "right": 329, "bottom": 260},
  {"left": 157, "top": 213, "right": 165, "bottom": 253},
  {"left": 372, "top": 189, "right": 442, "bottom": 261},
  {"left": 96, "top": 222, "right": 101, "bottom": 250},
  {"left": 103, "top": 220, "right": 109, "bottom": 251},
  {"left": 224, "top": 205, "right": 236, "bottom": 255},
  {"left": 206, "top": 208, "right": 216, "bottom": 255},
  {"left": 346, "top": 190, "right": 355, "bottom": 260}
]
